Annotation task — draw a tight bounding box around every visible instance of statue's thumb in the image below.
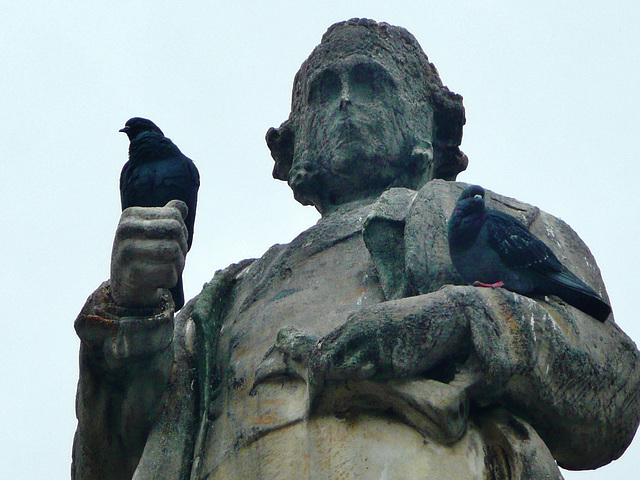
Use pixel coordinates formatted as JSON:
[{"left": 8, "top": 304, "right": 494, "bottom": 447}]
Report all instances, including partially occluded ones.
[{"left": 165, "top": 199, "right": 189, "bottom": 221}]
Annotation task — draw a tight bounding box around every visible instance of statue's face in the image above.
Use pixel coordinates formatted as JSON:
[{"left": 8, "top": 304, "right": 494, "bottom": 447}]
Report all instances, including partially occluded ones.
[{"left": 289, "top": 53, "right": 432, "bottom": 212}]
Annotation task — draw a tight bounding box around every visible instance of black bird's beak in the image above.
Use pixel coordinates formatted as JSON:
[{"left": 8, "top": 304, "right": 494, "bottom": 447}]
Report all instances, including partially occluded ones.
[{"left": 119, "top": 126, "right": 129, "bottom": 133}]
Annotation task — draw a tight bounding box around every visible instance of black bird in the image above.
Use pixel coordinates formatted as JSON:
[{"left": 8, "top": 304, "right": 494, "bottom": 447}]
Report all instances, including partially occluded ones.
[
  {"left": 447, "top": 185, "right": 611, "bottom": 322},
  {"left": 119, "top": 117, "right": 200, "bottom": 310}
]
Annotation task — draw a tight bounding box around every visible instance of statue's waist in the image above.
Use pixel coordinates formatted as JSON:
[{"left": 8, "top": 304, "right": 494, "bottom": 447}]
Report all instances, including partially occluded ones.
[{"left": 200, "top": 413, "right": 487, "bottom": 480}]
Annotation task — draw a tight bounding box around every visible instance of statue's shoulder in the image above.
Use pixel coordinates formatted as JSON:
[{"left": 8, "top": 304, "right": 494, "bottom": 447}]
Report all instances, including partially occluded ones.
[
  {"left": 362, "top": 182, "right": 466, "bottom": 299},
  {"left": 403, "top": 180, "right": 464, "bottom": 294},
  {"left": 188, "top": 258, "right": 257, "bottom": 332}
]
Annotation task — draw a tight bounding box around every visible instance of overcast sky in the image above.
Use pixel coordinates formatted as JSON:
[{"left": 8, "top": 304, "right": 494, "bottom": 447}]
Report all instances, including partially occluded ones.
[{"left": 2, "top": 2, "right": 639, "bottom": 478}]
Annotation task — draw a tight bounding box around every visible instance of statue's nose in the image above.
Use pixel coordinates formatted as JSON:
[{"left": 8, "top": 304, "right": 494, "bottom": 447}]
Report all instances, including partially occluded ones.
[{"left": 339, "top": 84, "right": 351, "bottom": 110}]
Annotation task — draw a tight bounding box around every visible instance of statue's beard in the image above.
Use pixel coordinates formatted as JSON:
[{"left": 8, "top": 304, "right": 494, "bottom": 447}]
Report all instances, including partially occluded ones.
[{"left": 289, "top": 116, "right": 412, "bottom": 211}]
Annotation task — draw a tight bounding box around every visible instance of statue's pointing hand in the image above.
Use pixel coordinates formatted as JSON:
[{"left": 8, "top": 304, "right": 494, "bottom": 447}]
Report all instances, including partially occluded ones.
[
  {"left": 254, "top": 327, "right": 320, "bottom": 387},
  {"left": 254, "top": 315, "right": 396, "bottom": 400}
]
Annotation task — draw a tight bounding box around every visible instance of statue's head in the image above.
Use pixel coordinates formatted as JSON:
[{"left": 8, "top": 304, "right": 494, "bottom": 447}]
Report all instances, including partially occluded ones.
[{"left": 266, "top": 18, "right": 467, "bottom": 214}]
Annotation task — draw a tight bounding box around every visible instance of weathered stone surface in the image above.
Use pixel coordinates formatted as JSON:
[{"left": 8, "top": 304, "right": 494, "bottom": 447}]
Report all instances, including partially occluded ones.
[{"left": 72, "top": 18, "right": 640, "bottom": 480}]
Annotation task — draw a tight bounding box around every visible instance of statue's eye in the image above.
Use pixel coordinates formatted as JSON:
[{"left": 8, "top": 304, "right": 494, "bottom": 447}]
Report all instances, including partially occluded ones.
[
  {"left": 308, "top": 70, "right": 341, "bottom": 105},
  {"left": 349, "top": 63, "right": 396, "bottom": 101}
]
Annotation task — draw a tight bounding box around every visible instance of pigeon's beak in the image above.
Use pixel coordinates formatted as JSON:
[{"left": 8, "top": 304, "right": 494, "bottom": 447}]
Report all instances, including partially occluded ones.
[
  {"left": 474, "top": 194, "right": 482, "bottom": 200},
  {"left": 119, "top": 126, "right": 129, "bottom": 133}
]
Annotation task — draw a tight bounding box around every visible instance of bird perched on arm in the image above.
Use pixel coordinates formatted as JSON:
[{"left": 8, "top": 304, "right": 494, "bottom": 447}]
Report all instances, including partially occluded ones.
[
  {"left": 447, "top": 184, "right": 611, "bottom": 322},
  {"left": 119, "top": 117, "right": 200, "bottom": 310}
]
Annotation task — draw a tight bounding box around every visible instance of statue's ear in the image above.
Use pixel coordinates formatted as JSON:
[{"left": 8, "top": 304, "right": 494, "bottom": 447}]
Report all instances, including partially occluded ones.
[
  {"left": 266, "top": 120, "right": 294, "bottom": 181},
  {"left": 408, "top": 140, "right": 434, "bottom": 187}
]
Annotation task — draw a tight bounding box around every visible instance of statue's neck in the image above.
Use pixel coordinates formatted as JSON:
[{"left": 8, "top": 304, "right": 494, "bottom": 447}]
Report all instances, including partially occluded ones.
[{"left": 318, "top": 194, "right": 379, "bottom": 219}]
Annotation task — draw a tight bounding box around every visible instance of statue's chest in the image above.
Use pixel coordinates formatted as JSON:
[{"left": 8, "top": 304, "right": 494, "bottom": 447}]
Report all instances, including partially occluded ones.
[
  {"left": 218, "top": 235, "right": 384, "bottom": 379},
  {"left": 203, "top": 235, "right": 386, "bottom": 472}
]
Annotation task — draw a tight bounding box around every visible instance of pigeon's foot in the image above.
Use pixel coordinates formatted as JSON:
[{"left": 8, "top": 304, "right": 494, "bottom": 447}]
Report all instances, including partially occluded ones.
[{"left": 473, "top": 280, "right": 505, "bottom": 289}]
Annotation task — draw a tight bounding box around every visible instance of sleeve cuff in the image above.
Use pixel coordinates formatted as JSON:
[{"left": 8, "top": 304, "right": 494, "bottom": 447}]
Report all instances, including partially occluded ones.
[{"left": 75, "top": 282, "right": 174, "bottom": 370}]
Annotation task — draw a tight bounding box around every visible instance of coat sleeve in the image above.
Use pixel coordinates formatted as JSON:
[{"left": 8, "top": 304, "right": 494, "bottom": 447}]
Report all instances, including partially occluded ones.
[{"left": 71, "top": 282, "right": 182, "bottom": 480}]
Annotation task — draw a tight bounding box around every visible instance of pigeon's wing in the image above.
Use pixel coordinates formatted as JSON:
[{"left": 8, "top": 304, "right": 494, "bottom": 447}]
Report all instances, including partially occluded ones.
[
  {"left": 485, "top": 210, "right": 611, "bottom": 322},
  {"left": 485, "top": 210, "right": 563, "bottom": 273},
  {"left": 119, "top": 160, "right": 141, "bottom": 210},
  {"left": 169, "top": 156, "right": 199, "bottom": 249},
  {"left": 119, "top": 164, "right": 128, "bottom": 209},
  {"left": 186, "top": 156, "right": 200, "bottom": 187}
]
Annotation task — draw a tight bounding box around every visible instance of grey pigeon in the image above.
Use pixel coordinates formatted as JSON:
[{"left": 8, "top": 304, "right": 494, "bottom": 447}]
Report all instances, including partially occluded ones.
[
  {"left": 447, "top": 185, "right": 611, "bottom": 322},
  {"left": 119, "top": 117, "right": 200, "bottom": 310}
]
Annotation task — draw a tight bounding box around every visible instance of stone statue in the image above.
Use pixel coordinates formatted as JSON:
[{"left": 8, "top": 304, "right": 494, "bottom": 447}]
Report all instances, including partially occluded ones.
[{"left": 72, "top": 19, "right": 640, "bottom": 480}]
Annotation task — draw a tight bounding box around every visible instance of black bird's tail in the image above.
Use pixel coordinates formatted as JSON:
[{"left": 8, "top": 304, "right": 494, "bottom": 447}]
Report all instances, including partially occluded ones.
[
  {"left": 545, "top": 269, "right": 611, "bottom": 322},
  {"left": 170, "top": 275, "right": 185, "bottom": 311}
]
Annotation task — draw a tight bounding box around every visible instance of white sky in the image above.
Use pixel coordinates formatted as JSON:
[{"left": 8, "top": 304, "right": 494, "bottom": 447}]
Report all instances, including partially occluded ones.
[{"left": 2, "top": 1, "right": 639, "bottom": 478}]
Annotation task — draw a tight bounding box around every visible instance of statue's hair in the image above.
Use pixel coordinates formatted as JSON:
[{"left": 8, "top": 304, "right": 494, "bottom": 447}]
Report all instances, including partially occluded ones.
[{"left": 267, "top": 18, "right": 467, "bottom": 183}]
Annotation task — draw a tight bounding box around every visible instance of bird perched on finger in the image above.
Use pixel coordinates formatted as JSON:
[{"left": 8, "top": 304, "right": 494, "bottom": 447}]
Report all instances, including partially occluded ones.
[
  {"left": 447, "top": 184, "right": 611, "bottom": 322},
  {"left": 119, "top": 117, "right": 200, "bottom": 310}
]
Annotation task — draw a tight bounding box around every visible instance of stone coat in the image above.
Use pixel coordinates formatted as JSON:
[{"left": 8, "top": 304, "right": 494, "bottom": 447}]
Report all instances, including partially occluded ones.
[{"left": 73, "top": 180, "right": 640, "bottom": 480}]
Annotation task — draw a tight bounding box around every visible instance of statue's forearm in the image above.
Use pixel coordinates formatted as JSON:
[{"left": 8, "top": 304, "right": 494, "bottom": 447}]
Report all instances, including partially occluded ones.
[
  {"left": 72, "top": 282, "right": 174, "bottom": 480},
  {"left": 442, "top": 286, "right": 640, "bottom": 470},
  {"left": 312, "top": 284, "right": 640, "bottom": 469},
  {"left": 487, "top": 294, "right": 640, "bottom": 470},
  {"left": 316, "top": 286, "right": 473, "bottom": 380}
]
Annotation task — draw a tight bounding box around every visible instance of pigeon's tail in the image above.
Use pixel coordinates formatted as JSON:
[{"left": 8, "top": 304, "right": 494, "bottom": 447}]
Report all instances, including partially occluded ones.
[
  {"left": 170, "top": 275, "right": 185, "bottom": 311},
  {"left": 544, "top": 269, "right": 611, "bottom": 322}
]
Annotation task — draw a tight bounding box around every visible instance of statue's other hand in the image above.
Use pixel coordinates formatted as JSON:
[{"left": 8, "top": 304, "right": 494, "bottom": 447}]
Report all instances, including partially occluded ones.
[
  {"left": 253, "top": 321, "right": 383, "bottom": 390},
  {"left": 110, "top": 200, "right": 189, "bottom": 309},
  {"left": 307, "top": 291, "right": 473, "bottom": 396},
  {"left": 309, "top": 318, "right": 388, "bottom": 387},
  {"left": 252, "top": 322, "right": 387, "bottom": 407},
  {"left": 253, "top": 327, "right": 320, "bottom": 389}
]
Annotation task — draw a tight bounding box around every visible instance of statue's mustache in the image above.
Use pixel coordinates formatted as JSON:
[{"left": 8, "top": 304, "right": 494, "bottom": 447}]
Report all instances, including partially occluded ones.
[{"left": 310, "top": 116, "right": 379, "bottom": 151}]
